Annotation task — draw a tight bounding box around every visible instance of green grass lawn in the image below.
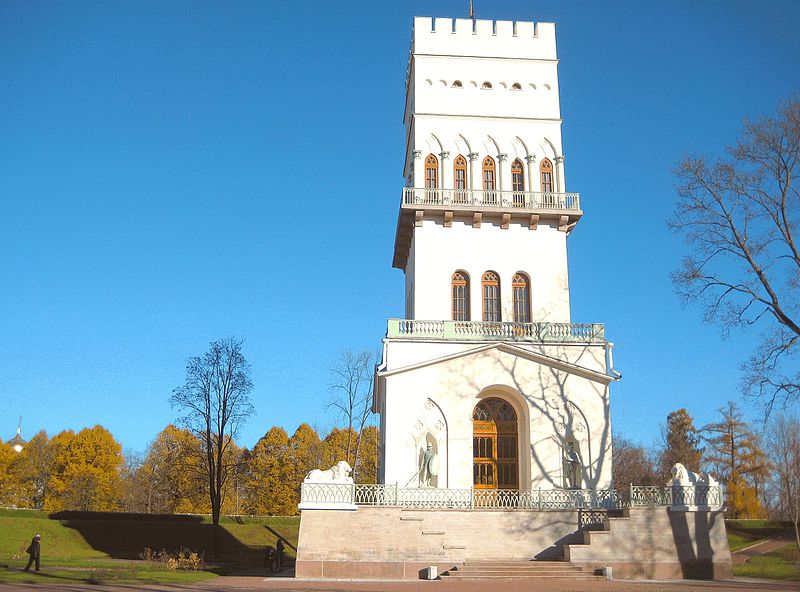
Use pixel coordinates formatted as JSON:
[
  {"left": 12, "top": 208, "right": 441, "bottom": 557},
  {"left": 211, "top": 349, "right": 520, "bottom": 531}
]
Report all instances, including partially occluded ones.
[
  {"left": 726, "top": 519, "right": 794, "bottom": 552},
  {"left": 0, "top": 508, "right": 301, "bottom": 583},
  {"left": 733, "top": 543, "right": 800, "bottom": 581}
]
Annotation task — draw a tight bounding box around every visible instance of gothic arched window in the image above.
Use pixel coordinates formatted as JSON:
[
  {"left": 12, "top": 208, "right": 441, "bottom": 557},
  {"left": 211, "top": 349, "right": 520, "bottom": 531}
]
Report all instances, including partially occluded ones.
[
  {"left": 511, "top": 158, "right": 524, "bottom": 206},
  {"left": 454, "top": 154, "right": 468, "bottom": 203},
  {"left": 512, "top": 272, "right": 531, "bottom": 323},
  {"left": 482, "top": 156, "right": 496, "bottom": 204},
  {"left": 482, "top": 271, "right": 501, "bottom": 322},
  {"left": 452, "top": 271, "right": 470, "bottom": 321},
  {"left": 540, "top": 158, "right": 554, "bottom": 193},
  {"left": 425, "top": 154, "right": 439, "bottom": 189}
]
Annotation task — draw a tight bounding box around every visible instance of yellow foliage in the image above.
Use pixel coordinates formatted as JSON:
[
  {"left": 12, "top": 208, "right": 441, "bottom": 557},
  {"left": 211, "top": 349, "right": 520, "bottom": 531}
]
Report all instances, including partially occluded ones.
[
  {"left": 138, "top": 425, "right": 207, "bottom": 514},
  {"left": 45, "top": 426, "right": 123, "bottom": 512}
]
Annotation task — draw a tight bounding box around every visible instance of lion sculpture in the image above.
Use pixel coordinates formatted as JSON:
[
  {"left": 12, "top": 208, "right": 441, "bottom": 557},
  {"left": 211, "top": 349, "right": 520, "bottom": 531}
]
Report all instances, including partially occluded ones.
[
  {"left": 304, "top": 460, "right": 353, "bottom": 484},
  {"left": 669, "top": 462, "right": 717, "bottom": 486}
]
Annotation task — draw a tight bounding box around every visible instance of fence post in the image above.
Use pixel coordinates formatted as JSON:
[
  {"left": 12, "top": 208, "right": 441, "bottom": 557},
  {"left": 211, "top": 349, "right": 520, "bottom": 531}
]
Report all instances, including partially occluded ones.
[
  {"left": 629, "top": 483, "right": 634, "bottom": 507},
  {"left": 395, "top": 482, "right": 399, "bottom": 506},
  {"left": 538, "top": 487, "right": 542, "bottom": 510},
  {"left": 470, "top": 487, "right": 474, "bottom": 510}
]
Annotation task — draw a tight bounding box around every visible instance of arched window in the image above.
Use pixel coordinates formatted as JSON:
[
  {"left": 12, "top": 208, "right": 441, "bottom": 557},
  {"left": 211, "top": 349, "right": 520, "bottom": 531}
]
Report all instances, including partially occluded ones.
[
  {"left": 482, "top": 271, "right": 501, "bottom": 322},
  {"left": 425, "top": 154, "right": 438, "bottom": 202},
  {"left": 451, "top": 80, "right": 463, "bottom": 88},
  {"left": 452, "top": 271, "right": 470, "bottom": 321},
  {"left": 454, "top": 155, "right": 468, "bottom": 204},
  {"left": 540, "top": 158, "right": 554, "bottom": 193},
  {"left": 511, "top": 82, "right": 522, "bottom": 91},
  {"left": 512, "top": 272, "right": 531, "bottom": 323},
  {"left": 511, "top": 159, "right": 524, "bottom": 206},
  {"left": 482, "top": 156, "right": 496, "bottom": 204},
  {"left": 425, "top": 154, "right": 439, "bottom": 189},
  {"left": 481, "top": 81, "right": 493, "bottom": 89}
]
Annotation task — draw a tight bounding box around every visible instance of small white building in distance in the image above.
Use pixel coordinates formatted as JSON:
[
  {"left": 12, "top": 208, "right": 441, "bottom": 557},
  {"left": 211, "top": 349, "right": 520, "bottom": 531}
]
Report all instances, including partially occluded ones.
[{"left": 373, "top": 16, "right": 620, "bottom": 493}]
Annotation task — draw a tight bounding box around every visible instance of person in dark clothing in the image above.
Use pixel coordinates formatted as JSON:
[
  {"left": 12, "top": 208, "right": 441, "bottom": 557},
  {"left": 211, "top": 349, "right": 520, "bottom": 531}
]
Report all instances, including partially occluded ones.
[
  {"left": 264, "top": 546, "right": 277, "bottom": 573},
  {"left": 275, "top": 539, "right": 285, "bottom": 571},
  {"left": 24, "top": 534, "right": 40, "bottom": 572}
]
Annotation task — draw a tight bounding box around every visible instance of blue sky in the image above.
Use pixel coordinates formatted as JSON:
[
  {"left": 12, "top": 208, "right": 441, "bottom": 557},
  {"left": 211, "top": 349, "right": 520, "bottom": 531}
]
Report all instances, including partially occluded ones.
[{"left": 1, "top": 1, "right": 798, "bottom": 456}]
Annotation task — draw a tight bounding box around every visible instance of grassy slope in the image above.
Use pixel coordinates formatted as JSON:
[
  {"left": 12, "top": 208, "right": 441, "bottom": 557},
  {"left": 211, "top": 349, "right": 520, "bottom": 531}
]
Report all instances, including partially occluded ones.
[
  {"left": 0, "top": 509, "right": 300, "bottom": 583},
  {"left": 725, "top": 519, "right": 794, "bottom": 552},
  {"left": 733, "top": 543, "right": 800, "bottom": 581}
]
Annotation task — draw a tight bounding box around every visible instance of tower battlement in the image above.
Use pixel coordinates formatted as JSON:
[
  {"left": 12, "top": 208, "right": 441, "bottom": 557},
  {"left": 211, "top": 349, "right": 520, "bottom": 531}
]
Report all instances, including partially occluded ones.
[{"left": 412, "top": 17, "right": 557, "bottom": 60}]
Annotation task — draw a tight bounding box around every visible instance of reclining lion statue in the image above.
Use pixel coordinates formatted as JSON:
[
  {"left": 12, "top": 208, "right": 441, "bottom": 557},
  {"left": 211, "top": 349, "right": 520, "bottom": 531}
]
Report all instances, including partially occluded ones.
[{"left": 304, "top": 460, "right": 354, "bottom": 484}]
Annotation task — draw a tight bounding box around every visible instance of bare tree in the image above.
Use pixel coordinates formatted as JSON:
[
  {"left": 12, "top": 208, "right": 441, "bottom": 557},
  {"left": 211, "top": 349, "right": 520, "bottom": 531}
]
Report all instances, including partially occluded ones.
[
  {"left": 612, "top": 436, "right": 658, "bottom": 489},
  {"left": 170, "top": 337, "right": 254, "bottom": 558},
  {"left": 670, "top": 96, "right": 800, "bottom": 415},
  {"left": 767, "top": 414, "right": 800, "bottom": 550},
  {"left": 326, "top": 350, "right": 376, "bottom": 481}
]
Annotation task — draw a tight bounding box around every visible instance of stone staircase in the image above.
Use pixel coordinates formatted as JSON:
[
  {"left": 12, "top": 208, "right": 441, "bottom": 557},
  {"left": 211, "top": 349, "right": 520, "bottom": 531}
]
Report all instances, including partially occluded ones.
[{"left": 441, "top": 560, "right": 603, "bottom": 580}]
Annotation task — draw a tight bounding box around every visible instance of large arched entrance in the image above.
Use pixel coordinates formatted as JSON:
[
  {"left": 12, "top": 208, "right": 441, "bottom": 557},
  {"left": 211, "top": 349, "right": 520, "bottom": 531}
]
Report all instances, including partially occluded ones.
[{"left": 472, "top": 398, "right": 519, "bottom": 490}]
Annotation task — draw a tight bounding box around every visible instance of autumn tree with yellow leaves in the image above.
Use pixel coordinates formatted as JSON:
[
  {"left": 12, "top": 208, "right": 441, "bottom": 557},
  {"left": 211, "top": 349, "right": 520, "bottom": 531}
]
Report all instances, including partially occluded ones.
[{"left": 45, "top": 426, "right": 124, "bottom": 512}]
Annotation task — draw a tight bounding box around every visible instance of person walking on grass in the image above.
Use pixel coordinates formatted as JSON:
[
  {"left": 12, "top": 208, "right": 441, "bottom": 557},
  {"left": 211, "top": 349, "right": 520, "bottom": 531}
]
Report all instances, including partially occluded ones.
[{"left": 24, "top": 534, "right": 40, "bottom": 572}]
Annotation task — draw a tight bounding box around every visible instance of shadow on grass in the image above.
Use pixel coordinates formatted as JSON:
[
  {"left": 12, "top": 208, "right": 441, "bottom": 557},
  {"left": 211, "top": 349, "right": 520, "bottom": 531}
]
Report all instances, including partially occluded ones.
[{"left": 49, "top": 511, "right": 300, "bottom": 577}]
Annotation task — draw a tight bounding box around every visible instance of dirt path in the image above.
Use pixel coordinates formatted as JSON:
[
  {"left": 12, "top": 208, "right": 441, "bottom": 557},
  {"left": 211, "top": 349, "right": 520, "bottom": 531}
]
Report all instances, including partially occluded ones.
[{"left": 731, "top": 538, "right": 795, "bottom": 564}]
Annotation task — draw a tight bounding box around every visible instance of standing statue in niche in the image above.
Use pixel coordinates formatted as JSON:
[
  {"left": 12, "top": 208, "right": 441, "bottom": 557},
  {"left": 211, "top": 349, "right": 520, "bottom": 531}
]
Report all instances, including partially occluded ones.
[
  {"left": 420, "top": 443, "right": 440, "bottom": 487},
  {"left": 563, "top": 441, "right": 582, "bottom": 489}
]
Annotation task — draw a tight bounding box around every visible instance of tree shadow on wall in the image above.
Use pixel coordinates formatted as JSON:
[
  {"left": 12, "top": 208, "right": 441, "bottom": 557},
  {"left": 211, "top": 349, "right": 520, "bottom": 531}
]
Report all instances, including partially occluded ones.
[{"left": 669, "top": 508, "right": 721, "bottom": 580}]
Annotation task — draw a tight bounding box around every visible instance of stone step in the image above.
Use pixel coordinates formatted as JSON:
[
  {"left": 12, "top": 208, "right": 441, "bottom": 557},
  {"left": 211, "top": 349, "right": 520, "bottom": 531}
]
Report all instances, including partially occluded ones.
[
  {"left": 441, "top": 560, "right": 602, "bottom": 580},
  {"left": 455, "top": 564, "right": 584, "bottom": 571},
  {"left": 443, "top": 573, "right": 603, "bottom": 580}
]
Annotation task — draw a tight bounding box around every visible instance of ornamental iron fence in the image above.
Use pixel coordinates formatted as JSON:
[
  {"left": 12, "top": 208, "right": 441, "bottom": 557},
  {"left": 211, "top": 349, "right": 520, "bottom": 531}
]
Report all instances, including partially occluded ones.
[{"left": 300, "top": 483, "right": 723, "bottom": 511}]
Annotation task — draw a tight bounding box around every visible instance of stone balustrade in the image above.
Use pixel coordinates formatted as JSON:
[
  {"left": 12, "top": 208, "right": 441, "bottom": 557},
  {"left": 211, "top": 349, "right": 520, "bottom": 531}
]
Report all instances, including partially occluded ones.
[
  {"left": 402, "top": 187, "right": 581, "bottom": 211},
  {"left": 386, "top": 319, "right": 605, "bottom": 343}
]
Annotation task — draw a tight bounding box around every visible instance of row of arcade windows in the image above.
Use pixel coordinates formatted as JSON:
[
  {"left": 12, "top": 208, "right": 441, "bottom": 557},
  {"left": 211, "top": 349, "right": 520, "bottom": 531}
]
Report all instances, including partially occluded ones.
[
  {"left": 452, "top": 271, "right": 531, "bottom": 323},
  {"left": 425, "top": 154, "right": 554, "bottom": 193}
]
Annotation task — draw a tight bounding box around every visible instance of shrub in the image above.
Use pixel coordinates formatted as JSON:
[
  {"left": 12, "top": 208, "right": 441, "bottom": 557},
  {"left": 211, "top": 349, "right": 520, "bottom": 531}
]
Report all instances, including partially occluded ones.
[{"left": 139, "top": 547, "right": 204, "bottom": 571}]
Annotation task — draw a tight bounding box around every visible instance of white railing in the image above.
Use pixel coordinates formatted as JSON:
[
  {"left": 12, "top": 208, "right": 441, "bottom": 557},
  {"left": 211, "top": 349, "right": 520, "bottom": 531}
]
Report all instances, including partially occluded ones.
[
  {"left": 387, "top": 319, "right": 605, "bottom": 343},
  {"left": 402, "top": 187, "right": 581, "bottom": 211},
  {"left": 625, "top": 485, "right": 723, "bottom": 508},
  {"left": 301, "top": 483, "right": 723, "bottom": 510}
]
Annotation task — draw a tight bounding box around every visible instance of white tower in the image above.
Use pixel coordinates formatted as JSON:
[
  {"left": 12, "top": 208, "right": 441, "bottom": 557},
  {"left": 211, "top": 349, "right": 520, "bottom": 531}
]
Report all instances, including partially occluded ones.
[{"left": 375, "top": 17, "right": 619, "bottom": 492}]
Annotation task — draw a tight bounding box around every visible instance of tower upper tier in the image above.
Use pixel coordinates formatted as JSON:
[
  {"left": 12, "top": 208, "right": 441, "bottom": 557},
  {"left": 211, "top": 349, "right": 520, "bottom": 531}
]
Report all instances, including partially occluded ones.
[{"left": 394, "top": 17, "right": 581, "bottom": 324}]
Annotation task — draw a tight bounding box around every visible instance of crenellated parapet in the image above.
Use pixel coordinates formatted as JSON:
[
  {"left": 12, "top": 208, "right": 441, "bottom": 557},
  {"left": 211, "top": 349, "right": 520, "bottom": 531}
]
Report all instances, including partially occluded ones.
[{"left": 412, "top": 17, "right": 557, "bottom": 60}]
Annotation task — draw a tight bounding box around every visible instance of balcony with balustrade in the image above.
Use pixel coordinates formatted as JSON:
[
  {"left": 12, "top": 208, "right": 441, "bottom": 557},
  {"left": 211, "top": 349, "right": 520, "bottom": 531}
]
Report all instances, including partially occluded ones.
[
  {"left": 393, "top": 187, "right": 583, "bottom": 269},
  {"left": 386, "top": 319, "right": 605, "bottom": 344}
]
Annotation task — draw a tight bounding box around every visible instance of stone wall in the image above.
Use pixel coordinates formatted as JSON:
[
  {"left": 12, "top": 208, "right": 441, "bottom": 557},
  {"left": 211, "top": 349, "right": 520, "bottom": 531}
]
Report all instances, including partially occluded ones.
[
  {"left": 567, "top": 507, "right": 732, "bottom": 579},
  {"left": 295, "top": 506, "right": 732, "bottom": 580}
]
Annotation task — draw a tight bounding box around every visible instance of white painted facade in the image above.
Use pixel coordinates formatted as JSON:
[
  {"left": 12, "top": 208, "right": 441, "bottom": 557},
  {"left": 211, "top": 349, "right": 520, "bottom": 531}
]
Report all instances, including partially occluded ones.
[{"left": 375, "top": 16, "right": 618, "bottom": 493}]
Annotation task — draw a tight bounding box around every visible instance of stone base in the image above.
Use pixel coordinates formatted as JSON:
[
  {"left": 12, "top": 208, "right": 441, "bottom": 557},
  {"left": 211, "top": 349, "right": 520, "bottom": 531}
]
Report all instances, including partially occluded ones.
[
  {"left": 296, "top": 560, "right": 457, "bottom": 580},
  {"left": 296, "top": 506, "right": 733, "bottom": 580}
]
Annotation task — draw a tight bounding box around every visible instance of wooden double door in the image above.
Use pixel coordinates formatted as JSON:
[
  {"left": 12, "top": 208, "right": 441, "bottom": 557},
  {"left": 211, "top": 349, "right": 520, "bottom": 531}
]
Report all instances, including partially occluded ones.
[{"left": 472, "top": 398, "right": 519, "bottom": 490}]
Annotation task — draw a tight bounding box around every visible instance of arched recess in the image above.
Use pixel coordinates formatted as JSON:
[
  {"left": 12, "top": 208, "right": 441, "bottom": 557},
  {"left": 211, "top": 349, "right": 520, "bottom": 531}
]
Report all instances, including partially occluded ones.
[
  {"left": 408, "top": 398, "right": 449, "bottom": 488},
  {"left": 473, "top": 387, "right": 531, "bottom": 490}
]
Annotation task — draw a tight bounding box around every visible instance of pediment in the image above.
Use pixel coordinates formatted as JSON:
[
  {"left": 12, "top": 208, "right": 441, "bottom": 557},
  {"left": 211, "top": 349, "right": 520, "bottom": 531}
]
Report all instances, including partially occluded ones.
[{"left": 378, "top": 341, "right": 615, "bottom": 385}]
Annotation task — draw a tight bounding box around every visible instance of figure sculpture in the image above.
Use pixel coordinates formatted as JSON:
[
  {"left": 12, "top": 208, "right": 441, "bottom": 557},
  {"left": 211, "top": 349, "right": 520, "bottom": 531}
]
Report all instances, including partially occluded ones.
[
  {"left": 563, "top": 441, "right": 581, "bottom": 489},
  {"left": 420, "top": 442, "right": 439, "bottom": 487}
]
